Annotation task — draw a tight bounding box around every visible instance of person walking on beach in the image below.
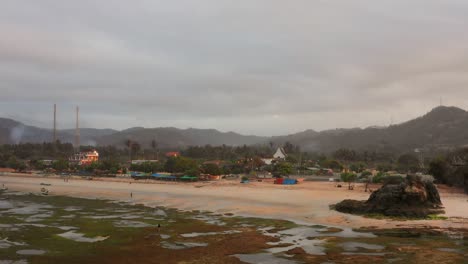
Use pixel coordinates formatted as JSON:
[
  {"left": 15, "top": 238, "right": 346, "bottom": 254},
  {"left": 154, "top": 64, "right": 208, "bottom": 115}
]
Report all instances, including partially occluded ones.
[
  {"left": 157, "top": 223, "right": 161, "bottom": 233},
  {"left": 130, "top": 192, "right": 133, "bottom": 198}
]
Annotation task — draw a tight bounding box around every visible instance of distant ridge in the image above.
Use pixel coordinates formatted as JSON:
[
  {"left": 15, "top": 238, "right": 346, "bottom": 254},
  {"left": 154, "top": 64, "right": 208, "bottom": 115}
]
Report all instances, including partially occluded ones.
[
  {"left": 1, "top": 106, "right": 468, "bottom": 152},
  {"left": 271, "top": 106, "right": 468, "bottom": 152}
]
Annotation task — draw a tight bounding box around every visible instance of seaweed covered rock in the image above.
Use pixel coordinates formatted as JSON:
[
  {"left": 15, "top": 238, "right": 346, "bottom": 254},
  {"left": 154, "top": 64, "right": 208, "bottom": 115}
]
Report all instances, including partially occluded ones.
[{"left": 335, "top": 175, "right": 445, "bottom": 218}]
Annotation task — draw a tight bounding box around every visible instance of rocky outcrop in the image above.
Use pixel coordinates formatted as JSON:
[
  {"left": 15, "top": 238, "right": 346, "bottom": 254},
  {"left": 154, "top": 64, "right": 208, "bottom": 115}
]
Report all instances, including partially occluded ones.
[{"left": 335, "top": 175, "right": 445, "bottom": 218}]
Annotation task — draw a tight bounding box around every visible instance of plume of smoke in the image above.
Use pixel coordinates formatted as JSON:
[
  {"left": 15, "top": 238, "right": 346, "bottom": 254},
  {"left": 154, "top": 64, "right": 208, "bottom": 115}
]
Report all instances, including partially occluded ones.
[
  {"left": 85, "top": 140, "right": 97, "bottom": 147},
  {"left": 10, "top": 125, "right": 25, "bottom": 144}
]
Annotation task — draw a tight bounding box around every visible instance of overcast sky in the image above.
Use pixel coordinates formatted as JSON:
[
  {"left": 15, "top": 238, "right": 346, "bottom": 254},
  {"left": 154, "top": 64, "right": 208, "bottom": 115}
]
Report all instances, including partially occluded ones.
[{"left": 1, "top": 1, "right": 468, "bottom": 136}]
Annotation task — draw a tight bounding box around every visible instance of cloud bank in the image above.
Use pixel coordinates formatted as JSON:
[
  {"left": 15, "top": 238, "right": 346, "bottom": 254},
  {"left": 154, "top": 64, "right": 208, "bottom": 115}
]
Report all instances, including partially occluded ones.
[{"left": 1, "top": 0, "right": 468, "bottom": 135}]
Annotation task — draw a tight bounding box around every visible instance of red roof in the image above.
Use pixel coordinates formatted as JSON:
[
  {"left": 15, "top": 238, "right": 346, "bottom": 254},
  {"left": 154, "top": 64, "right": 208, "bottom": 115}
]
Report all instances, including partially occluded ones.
[{"left": 165, "top": 152, "right": 180, "bottom": 157}]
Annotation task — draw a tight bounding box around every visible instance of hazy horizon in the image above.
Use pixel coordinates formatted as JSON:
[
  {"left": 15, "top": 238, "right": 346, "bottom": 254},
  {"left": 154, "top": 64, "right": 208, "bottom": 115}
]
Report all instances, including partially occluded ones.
[
  {"left": 2, "top": 1, "right": 468, "bottom": 136},
  {"left": 2, "top": 104, "right": 462, "bottom": 137}
]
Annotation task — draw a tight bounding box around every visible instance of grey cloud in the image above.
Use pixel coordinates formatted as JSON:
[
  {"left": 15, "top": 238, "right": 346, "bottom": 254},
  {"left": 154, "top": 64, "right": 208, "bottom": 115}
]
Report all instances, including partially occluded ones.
[{"left": 1, "top": 0, "right": 468, "bottom": 135}]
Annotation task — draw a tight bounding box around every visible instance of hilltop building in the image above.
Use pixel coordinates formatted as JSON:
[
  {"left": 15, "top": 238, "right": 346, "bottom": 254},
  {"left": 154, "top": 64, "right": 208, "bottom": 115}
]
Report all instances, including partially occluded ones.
[{"left": 69, "top": 150, "right": 99, "bottom": 166}]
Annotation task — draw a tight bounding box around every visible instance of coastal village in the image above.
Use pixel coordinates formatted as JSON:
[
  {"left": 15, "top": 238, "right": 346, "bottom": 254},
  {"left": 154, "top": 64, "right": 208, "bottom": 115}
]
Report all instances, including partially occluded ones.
[
  {"left": 0, "top": 144, "right": 409, "bottom": 186},
  {"left": 1, "top": 1, "right": 468, "bottom": 262}
]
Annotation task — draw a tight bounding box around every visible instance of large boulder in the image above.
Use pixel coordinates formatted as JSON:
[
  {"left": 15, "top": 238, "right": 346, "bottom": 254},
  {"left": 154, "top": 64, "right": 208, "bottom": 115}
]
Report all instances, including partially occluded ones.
[{"left": 335, "top": 175, "right": 445, "bottom": 218}]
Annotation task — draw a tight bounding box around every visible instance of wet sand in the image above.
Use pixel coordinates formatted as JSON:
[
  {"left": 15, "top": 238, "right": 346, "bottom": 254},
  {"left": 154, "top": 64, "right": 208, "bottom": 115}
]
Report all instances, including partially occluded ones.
[{"left": 1, "top": 174, "right": 467, "bottom": 230}]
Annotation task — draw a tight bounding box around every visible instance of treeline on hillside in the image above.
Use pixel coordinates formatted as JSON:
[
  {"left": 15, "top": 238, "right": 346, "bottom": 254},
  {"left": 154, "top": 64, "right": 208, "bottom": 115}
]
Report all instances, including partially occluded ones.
[
  {"left": 181, "top": 142, "right": 301, "bottom": 160},
  {"left": 0, "top": 141, "right": 426, "bottom": 173},
  {"left": 428, "top": 148, "right": 468, "bottom": 193}
]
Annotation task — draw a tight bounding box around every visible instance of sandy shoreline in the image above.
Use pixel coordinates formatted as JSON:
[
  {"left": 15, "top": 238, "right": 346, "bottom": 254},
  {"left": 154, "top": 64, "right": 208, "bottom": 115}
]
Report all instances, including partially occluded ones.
[{"left": 1, "top": 174, "right": 467, "bottom": 230}]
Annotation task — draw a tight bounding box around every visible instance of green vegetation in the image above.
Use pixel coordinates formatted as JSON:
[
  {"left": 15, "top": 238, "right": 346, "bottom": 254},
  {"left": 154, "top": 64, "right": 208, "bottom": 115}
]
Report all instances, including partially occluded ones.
[
  {"left": 340, "top": 172, "right": 357, "bottom": 190},
  {"left": 363, "top": 213, "right": 448, "bottom": 221},
  {"left": 0, "top": 192, "right": 465, "bottom": 264},
  {"left": 272, "top": 161, "right": 293, "bottom": 177}
]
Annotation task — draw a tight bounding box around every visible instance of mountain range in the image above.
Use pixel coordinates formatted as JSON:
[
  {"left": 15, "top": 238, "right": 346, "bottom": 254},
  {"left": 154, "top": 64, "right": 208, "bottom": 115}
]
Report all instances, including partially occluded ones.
[{"left": 2, "top": 106, "right": 468, "bottom": 153}]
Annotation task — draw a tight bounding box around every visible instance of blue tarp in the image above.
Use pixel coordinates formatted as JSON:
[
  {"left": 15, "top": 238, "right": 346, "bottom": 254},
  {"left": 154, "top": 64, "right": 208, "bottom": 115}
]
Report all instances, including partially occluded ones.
[
  {"left": 283, "top": 179, "right": 297, "bottom": 185},
  {"left": 131, "top": 172, "right": 147, "bottom": 177},
  {"left": 151, "top": 174, "right": 177, "bottom": 180}
]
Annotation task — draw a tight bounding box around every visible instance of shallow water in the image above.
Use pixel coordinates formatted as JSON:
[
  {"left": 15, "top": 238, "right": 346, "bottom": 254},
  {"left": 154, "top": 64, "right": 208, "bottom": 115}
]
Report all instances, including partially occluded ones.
[
  {"left": 260, "top": 225, "right": 377, "bottom": 255},
  {"left": 0, "top": 191, "right": 465, "bottom": 264},
  {"left": 57, "top": 231, "right": 109, "bottom": 243},
  {"left": 233, "top": 253, "right": 299, "bottom": 264},
  {"left": 340, "top": 242, "right": 385, "bottom": 251},
  {"left": 160, "top": 241, "right": 208, "bottom": 250},
  {"left": 63, "top": 206, "right": 82, "bottom": 212},
  {"left": 16, "top": 249, "right": 46, "bottom": 256},
  {"left": 152, "top": 209, "right": 167, "bottom": 217},
  {"left": 0, "top": 260, "right": 28, "bottom": 264},
  {"left": 113, "top": 220, "right": 154, "bottom": 228},
  {"left": 0, "top": 201, "right": 14, "bottom": 209},
  {"left": 181, "top": 230, "right": 241, "bottom": 238},
  {"left": 192, "top": 215, "right": 226, "bottom": 226},
  {"left": 5, "top": 203, "right": 53, "bottom": 215}
]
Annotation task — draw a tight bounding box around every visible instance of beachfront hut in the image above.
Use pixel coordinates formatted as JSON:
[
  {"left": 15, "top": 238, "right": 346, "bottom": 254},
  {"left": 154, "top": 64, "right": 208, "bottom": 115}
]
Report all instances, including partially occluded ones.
[
  {"left": 180, "top": 175, "right": 198, "bottom": 182},
  {"left": 151, "top": 174, "right": 178, "bottom": 181},
  {"left": 131, "top": 172, "right": 149, "bottom": 179},
  {"left": 274, "top": 178, "right": 297, "bottom": 185}
]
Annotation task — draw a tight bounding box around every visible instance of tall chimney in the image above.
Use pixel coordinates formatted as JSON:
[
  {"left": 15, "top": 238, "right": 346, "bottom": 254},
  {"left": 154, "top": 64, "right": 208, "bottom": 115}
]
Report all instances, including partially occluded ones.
[
  {"left": 75, "top": 106, "right": 80, "bottom": 150},
  {"left": 53, "top": 104, "right": 57, "bottom": 142}
]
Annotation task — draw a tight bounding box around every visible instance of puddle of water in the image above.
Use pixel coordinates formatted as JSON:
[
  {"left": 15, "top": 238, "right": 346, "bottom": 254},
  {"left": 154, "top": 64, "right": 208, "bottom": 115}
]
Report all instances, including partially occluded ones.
[
  {"left": 2, "top": 191, "right": 28, "bottom": 196},
  {"left": 85, "top": 215, "right": 120, "bottom": 219},
  {"left": 113, "top": 220, "right": 153, "bottom": 228},
  {"left": 5, "top": 203, "right": 53, "bottom": 215},
  {"left": 119, "top": 215, "right": 141, "bottom": 220},
  {"left": 340, "top": 242, "right": 385, "bottom": 252},
  {"left": 233, "top": 253, "right": 299, "bottom": 264},
  {"left": 387, "top": 258, "right": 403, "bottom": 263},
  {"left": 16, "top": 249, "right": 46, "bottom": 256},
  {"left": 16, "top": 224, "right": 48, "bottom": 228},
  {"left": 113, "top": 209, "right": 138, "bottom": 213},
  {"left": 24, "top": 212, "right": 53, "bottom": 222},
  {"left": 262, "top": 227, "right": 326, "bottom": 255},
  {"left": 192, "top": 215, "right": 225, "bottom": 226},
  {"left": 181, "top": 230, "right": 241, "bottom": 238},
  {"left": 160, "top": 234, "right": 170, "bottom": 239},
  {"left": 324, "top": 228, "right": 376, "bottom": 238},
  {"left": 152, "top": 209, "right": 167, "bottom": 217},
  {"left": 63, "top": 206, "right": 82, "bottom": 212},
  {"left": 444, "top": 231, "right": 464, "bottom": 240},
  {"left": 260, "top": 225, "right": 378, "bottom": 256},
  {"left": 160, "top": 241, "right": 208, "bottom": 250},
  {"left": 0, "top": 260, "right": 28, "bottom": 264},
  {"left": 61, "top": 214, "right": 76, "bottom": 218},
  {"left": 0, "top": 238, "right": 27, "bottom": 249},
  {"left": 55, "top": 226, "right": 78, "bottom": 231},
  {"left": 58, "top": 231, "right": 109, "bottom": 243},
  {"left": 0, "top": 200, "right": 14, "bottom": 209},
  {"left": 436, "top": 248, "right": 464, "bottom": 254},
  {"left": 341, "top": 252, "right": 387, "bottom": 256}
]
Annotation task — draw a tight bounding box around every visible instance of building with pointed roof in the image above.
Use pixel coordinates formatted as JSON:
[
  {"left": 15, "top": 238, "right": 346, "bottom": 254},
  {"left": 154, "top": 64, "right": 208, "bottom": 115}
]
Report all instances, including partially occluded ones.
[{"left": 273, "top": 147, "right": 287, "bottom": 159}]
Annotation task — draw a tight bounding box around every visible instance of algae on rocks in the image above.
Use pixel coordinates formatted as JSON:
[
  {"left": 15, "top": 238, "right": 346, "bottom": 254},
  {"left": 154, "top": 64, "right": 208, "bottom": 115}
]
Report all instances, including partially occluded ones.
[{"left": 334, "top": 175, "right": 445, "bottom": 218}]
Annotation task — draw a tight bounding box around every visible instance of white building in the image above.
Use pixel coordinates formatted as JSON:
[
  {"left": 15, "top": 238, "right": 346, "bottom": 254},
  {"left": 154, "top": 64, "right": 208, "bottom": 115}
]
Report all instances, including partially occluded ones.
[{"left": 273, "top": 147, "right": 287, "bottom": 159}]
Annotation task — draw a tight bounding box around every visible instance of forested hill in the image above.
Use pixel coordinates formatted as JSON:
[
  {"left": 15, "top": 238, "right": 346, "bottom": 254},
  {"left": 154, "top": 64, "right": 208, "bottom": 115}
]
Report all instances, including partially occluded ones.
[
  {"left": 271, "top": 106, "right": 468, "bottom": 152},
  {"left": 2, "top": 106, "right": 468, "bottom": 153}
]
